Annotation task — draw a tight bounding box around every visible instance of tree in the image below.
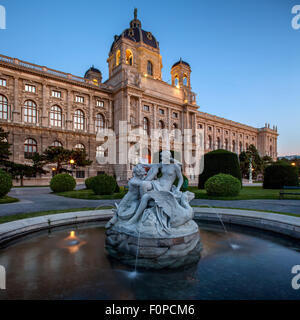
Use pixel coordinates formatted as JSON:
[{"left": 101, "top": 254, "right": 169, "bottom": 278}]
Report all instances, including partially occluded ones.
[
  {"left": 40, "top": 146, "right": 92, "bottom": 174},
  {"left": 0, "top": 127, "right": 11, "bottom": 165},
  {"left": 239, "top": 144, "right": 263, "bottom": 179}
]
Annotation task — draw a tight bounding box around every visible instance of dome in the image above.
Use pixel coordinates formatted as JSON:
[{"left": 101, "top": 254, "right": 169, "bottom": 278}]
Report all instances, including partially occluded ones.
[
  {"left": 84, "top": 66, "right": 101, "bottom": 79},
  {"left": 109, "top": 9, "right": 159, "bottom": 54},
  {"left": 172, "top": 58, "right": 190, "bottom": 69}
]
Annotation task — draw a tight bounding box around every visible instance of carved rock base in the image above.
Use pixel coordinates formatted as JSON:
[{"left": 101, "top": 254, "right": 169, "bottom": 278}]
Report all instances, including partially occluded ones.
[{"left": 105, "top": 228, "right": 202, "bottom": 269}]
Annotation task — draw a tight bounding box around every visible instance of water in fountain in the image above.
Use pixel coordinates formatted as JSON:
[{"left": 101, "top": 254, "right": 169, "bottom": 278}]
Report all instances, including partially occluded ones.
[
  {"left": 128, "top": 224, "right": 142, "bottom": 279},
  {"left": 209, "top": 206, "right": 240, "bottom": 250}
]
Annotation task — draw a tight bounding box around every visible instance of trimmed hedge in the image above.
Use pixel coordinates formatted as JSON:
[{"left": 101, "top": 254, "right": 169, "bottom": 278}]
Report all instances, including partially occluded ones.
[
  {"left": 85, "top": 176, "right": 95, "bottom": 190},
  {"left": 263, "top": 163, "right": 299, "bottom": 189},
  {"left": 90, "top": 174, "right": 117, "bottom": 195},
  {"left": 0, "top": 170, "right": 12, "bottom": 197},
  {"left": 174, "top": 174, "right": 189, "bottom": 192},
  {"left": 50, "top": 173, "right": 76, "bottom": 193},
  {"left": 198, "top": 149, "right": 242, "bottom": 189},
  {"left": 205, "top": 173, "right": 241, "bottom": 197}
]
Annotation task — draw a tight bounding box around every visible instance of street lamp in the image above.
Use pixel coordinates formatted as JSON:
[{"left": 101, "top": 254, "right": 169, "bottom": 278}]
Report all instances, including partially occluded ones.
[
  {"left": 291, "top": 162, "right": 296, "bottom": 166},
  {"left": 70, "top": 159, "right": 75, "bottom": 176},
  {"left": 249, "top": 157, "right": 253, "bottom": 184}
]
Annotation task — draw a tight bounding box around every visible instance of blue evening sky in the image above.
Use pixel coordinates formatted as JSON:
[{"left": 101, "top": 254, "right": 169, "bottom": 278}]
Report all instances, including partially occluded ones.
[{"left": 0, "top": 0, "right": 299, "bottom": 156}]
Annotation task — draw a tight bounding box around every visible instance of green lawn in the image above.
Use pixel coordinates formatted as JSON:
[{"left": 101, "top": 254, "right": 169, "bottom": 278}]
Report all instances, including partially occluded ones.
[
  {"left": 188, "top": 186, "right": 300, "bottom": 200},
  {"left": 55, "top": 186, "right": 300, "bottom": 201},
  {"left": 56, "top": 189, "right": 127, "bottom": 200},
  {"left": 0, "top": 196, "right": 19, "bottom": 204},
  {"left": 0, "top": 206, "right": 113, "bottom": 224}
]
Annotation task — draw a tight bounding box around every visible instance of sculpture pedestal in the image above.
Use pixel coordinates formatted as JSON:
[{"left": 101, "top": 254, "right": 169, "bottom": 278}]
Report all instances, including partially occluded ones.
[{"left": 105, "top": 221, "right": 202, "bottom": 269}]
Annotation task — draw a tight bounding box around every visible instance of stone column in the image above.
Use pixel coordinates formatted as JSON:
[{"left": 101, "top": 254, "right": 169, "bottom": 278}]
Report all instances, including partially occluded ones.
[
  {"left": 153, "top": 104, "right": 157, "bottom": 129},
  {"left": 66, "top": 90, "right": 72, "bottom": 130},
  {"left": 12, "top": 77, "right": 20, "bottom": 122},
  {"left": 41, "top": 83, "right": 48, "bottom": 127},
  {"left": 89, "top": 94, "right": 94, "bottom": 134},
  {"left": 137, "top": 97, "right": 142, "bottom": 127},
  {"left": 109, "top": 99, "right": 113, "bottom": 129}
]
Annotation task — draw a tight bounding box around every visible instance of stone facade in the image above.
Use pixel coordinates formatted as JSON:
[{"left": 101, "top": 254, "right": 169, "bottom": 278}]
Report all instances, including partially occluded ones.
[{"left": 0, "top": 11, "right": 278, "bottom": 186}]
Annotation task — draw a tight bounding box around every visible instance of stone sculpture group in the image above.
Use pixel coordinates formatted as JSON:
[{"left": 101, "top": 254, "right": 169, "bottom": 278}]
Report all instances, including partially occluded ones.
[{"left": 105, "top": 151, "right": 201, "bottom": 269}]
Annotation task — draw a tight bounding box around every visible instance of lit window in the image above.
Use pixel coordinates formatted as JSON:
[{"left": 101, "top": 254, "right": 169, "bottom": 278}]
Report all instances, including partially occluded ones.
[
  {"left": 52, "top": 90, "right": 61, "bottom": 98},
  {"left": 159, "top": 109, "right": 164, "bottom": 115},
  {"left": 0, "top": 95, "right": 8, "bottom": 120},
  {"left": 74, "top": 143, "right": 85, "bottom": 150},
  {"left": 96, "top": 145, "right": 105, "bottom": 159},
  {"left": 126, "top": 49, "right": 133, "bottom": 65},
  {"left": 24, "top": 138, "right": 37, "bottom": 159},
  {"left": 143, "top": 105, "right": 150, "bottom": 111},
  {"left": 50, "top": 105, "right": 62, "bottom": 127},
  {"left": 96, "top": 100, "right": 104, "bottom": 107},
  {"left": 183, "top": 75, "right": 187, "bottom": 86},
  {"left": 25, "top": 84, "right": 36, "bottom": 93},
  {"left": 51, "top": 141, "right": 62, "bottom": 147},
  {"left": 147, "top": 61, "right": 153, "bottom": 76},
  {"left": 0, "top": 79, "right": 6, "bottom": 87},
  {"left": 116, "top": 50, "right": 121, "bottom": 66},
  {"left": 158, "top": 120, "right": 164, "bottom": 129},
  {"left": 174, "top": 75, "right": 179, "bottom": 87},
  {"left": 93, "top": 79, "right": 98, "bottom": 86},
  {"left": 24, "top": 100, "right": 37, "bottom": 123},
  {"left": 143, "top": 117, "right": 149, "bottom": 136},
  {"left": 75, "top": 96, "right": 84, "bottom": 103},
  {"left": 95, "top": 113, "right": 105, "bottom": 132},
  {"left": 74, "top": 110, "right": 85, "bottom": 130}
]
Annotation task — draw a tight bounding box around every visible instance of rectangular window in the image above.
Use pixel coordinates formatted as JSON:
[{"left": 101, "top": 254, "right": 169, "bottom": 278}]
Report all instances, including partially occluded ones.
[
  {"left": 52, "top": 90, "right": 61, "bottom": 98},
  {"left": 25, "top": 84, "right": 36, "bottom": 93},
  {"left": 76, "top": 171, "right": 85, "bottom": 179},
  {"left": 143, "top": 105, "right": 150, "bottom": 111},
  {"left": 159, "top": 109, "right": 165, "bottom": 115},
  {"left": 75, "top": 96, "right": 84, "bottom": 103},
  {"left": 0, "top": 79, "right": 6, "bottom": 87},
  {"left": 172, "top": 112, "right": 178, "bottom": 118},
  {"left": 97, "top": 171, "right": 105, "bottom": 176},
  {"left": 96, "top": 100, "right": 104, "bottom": 107}
]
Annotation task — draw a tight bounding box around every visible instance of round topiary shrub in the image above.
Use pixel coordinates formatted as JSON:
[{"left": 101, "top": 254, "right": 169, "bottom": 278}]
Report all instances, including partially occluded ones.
[
  {"left": 205, "top": 173, "right": 241, "bottom": 197},
  {"left": 198, "top": 149, "right": 242, "bottom": 189},
  {"left": 90, "top": 174, "right": 117, "bottom": 195},
  {"left": 85, "top": 176, "right": 96, "bottom": 189},
  {"left": 0, "top": 170, "right": 12, "bottom": 197},
  {"left": 50, "top": 173, "right": 76, "bottom": 193},
  {"left": 263, "top": 163, "right": 299, "bottom": 189}
]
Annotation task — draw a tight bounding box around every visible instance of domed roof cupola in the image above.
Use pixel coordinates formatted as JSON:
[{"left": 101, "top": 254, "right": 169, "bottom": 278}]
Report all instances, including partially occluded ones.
[
  {"left": 171, "top": 58, "right": 191, "bottom": 89},
  {"left": 84, "top": 66, "right": 102, "bottom": 85},
  {"left": 130, "top": 8, "right": 142, "bottom": 29}
]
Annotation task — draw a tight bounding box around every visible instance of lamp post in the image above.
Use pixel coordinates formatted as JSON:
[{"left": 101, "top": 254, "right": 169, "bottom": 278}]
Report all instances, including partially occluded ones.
[
  {"left": 249, "top": 156, "right": 253, "bottom": 184},
  {"left": 70, "top": 159, "right": 75, "bottom": 177}
]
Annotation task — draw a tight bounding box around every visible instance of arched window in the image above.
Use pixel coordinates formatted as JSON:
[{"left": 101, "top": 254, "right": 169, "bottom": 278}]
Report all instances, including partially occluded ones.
[
  {"left": 24, "top": 100, "right": 37, "bottom": 123},
  {"left": 217, "top": 137, "right": 221, "bottom": 149},
  {"left": 24, "top": 138, "right": 37, "bottom": 159},
  {"left": 74, "top": 143, "right": 85, "bottom": 150},
  {"left": 158, "top": 120, "right": 164, "bottom": 129},
  {"left": 232, "top": 140, "right": 236, "bottom": 153},
  {"left": 126, "top": 49, "right": 133, "bottom": 65},
  {"left": 239, "top": 142, "right": 243, "bottom": 153},
  {"left": 51, "top": 141, "right": 62, "bottom": 147},
  {"left": 50, "top": 105, "right": 62, "bottom": 127},
  {"left": 225, "top": 139, "right": 229, "bottom": 150},
  {"left": 116, "top": 50, "right": 121, "bottom": 66},
  {"left": 147, "top": 61, "right": 153, "bottom": 76},
  {"left": 95, "top": 113, "right": 105, "bottom": 132},
  {"left": 96, "top": 145, "right": 105, "bottom": 163},
  {"left": 173, "top": 123, "right": 178, "bottom": 129},
  {"left": 74, "top": 109, "right": 85, "bottom": 130},
  {"left": 183, "top": 74, "right": 188, "bottom": 86},
  {"left": 246, "top": 143, "right": 249, "bottom": 150},
  {"left": 143, "top": 117, "right": 149, "bottom": 136},
  {"left": 174, "top": 75, "right": 179, "bottom": 88},
  {"left": 208, "top": 135, "right": 212, "bottom": 149},
  {"left": 0, "top": 94, "right": 8, "bottom": 120},
  {"left": 270, "top": 145, "right": 273, "bottom": 157}
]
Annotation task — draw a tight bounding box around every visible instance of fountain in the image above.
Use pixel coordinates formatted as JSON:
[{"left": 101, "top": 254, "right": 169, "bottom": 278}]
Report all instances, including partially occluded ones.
[{"left": 105, "top": 151, "right": 202, "bottom": 269}]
